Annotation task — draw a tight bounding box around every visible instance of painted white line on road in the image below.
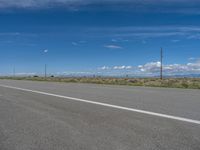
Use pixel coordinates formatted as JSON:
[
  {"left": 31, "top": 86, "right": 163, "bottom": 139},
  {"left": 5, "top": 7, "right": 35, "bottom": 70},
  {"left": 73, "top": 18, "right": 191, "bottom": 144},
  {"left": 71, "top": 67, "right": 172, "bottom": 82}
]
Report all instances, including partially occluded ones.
[{"left": 0, "top": 84, "right": 200, "bottom": 125}]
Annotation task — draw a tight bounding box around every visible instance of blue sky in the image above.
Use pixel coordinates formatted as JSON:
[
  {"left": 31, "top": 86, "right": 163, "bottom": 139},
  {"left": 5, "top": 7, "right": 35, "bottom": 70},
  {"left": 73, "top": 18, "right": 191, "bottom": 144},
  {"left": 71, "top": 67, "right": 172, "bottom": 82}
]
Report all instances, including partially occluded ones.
[{"left": 0, "top": 0, "right": 200, "bottom": 76}]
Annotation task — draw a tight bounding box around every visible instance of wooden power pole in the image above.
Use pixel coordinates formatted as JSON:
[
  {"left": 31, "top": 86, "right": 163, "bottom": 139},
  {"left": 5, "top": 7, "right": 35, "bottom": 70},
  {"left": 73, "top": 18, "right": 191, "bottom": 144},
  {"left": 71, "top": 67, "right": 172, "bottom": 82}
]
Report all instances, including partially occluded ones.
[
  {"left": 13, "top": 66, "right": 15, "bottom": 78},
  {"left": 160, "top": 48, "right": 163, "bottom": 80},
  {"left": 45, "top": 64, "right": 47, "bottom": 79}
]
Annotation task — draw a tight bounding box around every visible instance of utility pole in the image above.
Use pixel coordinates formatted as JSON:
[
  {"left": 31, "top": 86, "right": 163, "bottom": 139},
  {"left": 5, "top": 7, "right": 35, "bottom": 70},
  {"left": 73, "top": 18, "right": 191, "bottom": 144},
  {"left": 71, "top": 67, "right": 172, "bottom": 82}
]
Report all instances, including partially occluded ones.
[
  {"left": 160, "top": 48, "right": 163, "bottom": 80},
  {"left": 45, "top": 64, "right": 47, "bottom": 79},
  {"left": 13, "top": 66, "right": 15, "bottom": 78}
]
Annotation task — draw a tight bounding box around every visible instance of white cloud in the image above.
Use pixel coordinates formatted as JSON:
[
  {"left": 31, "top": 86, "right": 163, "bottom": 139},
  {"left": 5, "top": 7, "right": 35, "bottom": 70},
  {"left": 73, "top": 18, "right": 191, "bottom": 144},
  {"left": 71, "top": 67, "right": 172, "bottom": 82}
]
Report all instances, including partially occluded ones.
[
  {"left": 43, "top": 49, "right": 48, "bottom": 53},
  {"left": 99, "top": 66, "right": 110, "bottom": 70},
  {"left": 138, "top": 61, "right": 161, "bottom": 72},
  {"left": 72, "top": 40, "right": 87, "bottom": 46},
  {"left": 138, "top": 61, "right": 200, "bottom": 75},
  {"left": 114, "top": 66, "right": 132, "bottom": 70},
  {"left": 99, "top": 65, "right": 133, "bottom": 70},
  {"left": 0, "top": 0, "right": 64, "bottom": 8},
  {"left": 104, "top": 45, "right": 123, "bottom": 49},
  {"left": 126, "top": 66, "right": 132, "bottom": 69},
  {"left": 98, "top": 60, "right": 200, "bottom": 76},
  {"left": 0, "top": 0, "right": 125, "bottom": 8},
  {"left": 0, "top": 0, "right": 200, "bottom": 15},
  {"left": 114, "top": 66, "right": 125, "bottom": 69},
  {"left": 72, "top": 41, "right": 86, "bottom": 46},
  {"left": 62, "top": 71, "right": 93, "bottom": 75},
  {"left": 189, "top": 57, "right": 196, "bottom": 61},
  {"left": 0, "top": 0, "right": 199, "bottom": 10},
  {"left": 111, "top": 39, "right": 117, "bottom": 42}
]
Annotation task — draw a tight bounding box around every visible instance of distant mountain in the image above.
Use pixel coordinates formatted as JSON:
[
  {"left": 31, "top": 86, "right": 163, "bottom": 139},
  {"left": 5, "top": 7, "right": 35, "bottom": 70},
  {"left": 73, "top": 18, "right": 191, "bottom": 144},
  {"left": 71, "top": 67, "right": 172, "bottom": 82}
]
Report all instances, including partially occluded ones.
[{"left": 164, "top": 74, "right": 200, "bottom": 78}]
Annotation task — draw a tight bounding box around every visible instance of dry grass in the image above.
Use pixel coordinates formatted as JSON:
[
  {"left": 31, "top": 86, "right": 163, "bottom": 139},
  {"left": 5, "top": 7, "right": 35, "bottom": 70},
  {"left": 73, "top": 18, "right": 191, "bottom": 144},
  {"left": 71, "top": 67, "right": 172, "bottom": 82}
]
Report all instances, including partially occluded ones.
[{"left": 1, "top": 76, "right": 200, "bottom": 89}]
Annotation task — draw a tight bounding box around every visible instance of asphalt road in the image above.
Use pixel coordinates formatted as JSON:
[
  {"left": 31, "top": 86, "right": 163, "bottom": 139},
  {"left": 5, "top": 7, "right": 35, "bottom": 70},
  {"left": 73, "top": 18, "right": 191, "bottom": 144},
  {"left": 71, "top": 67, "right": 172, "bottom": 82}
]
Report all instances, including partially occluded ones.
[{"left": 0, "top": 79, "right": 200, "bottom": 150}]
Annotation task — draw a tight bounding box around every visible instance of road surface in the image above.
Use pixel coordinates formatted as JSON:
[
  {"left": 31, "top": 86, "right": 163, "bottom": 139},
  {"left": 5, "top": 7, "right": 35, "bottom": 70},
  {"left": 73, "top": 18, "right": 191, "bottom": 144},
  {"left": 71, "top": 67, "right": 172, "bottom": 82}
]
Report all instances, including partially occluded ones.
[{"left": 0, "top": 79, "right": 200, "bottom": 150}]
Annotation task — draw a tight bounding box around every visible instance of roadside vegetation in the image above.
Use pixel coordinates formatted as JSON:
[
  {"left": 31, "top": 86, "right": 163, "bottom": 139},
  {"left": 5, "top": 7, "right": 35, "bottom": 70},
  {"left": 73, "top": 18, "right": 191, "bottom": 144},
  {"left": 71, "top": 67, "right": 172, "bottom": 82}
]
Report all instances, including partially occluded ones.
[{"left": 0, "top": 76, "right": 200, "bottom": 89}]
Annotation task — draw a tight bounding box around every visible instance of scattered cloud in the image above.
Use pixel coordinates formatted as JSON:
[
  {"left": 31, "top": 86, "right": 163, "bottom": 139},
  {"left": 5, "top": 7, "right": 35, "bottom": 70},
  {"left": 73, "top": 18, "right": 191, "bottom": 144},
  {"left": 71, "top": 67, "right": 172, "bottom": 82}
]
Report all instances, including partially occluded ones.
[
  {"left": 111, "top": 39, "right": 118, "bottom": 42},
  {"left": 43, "top": 49, "right": 48, "bottom": 53},
  {"left": 88, "top": 26, "right": 200, "bottom": 40},
  {"left": 138, "top": 61, "right": 200, "bottom": 75},
  {"left": 72, "top": 41, "right": 86, "bottom": 46},
  {"left": 99, "top": 66, "right": 110, "bottom": 70},
  {"left": 113, "top": 66, "right": 132, "bottom": 70},
  {"left": 188, "top": 57, "right": 200, "bottom": 63},
  {"left": 104, "top": 44, "right": 123, "bottom": 49},
  {"left": 0, "top": 0, "right": 200, "bottom": 14},
  {"left": 188, "top": 57, "right": 196, "bottom": 61},
  {"left": 138, "top": 62, "right": 161, "bottom": 73},
  {"left": 111, "top": 38, "right": 129, "bottom": 43},
  {"left": 99, "top": 65, "right": 133, "bottom": 70},
  {"left": 98, "top": 60, "right": 200, "bottom": 76},
  {"left": 126, "top": 66, "right": 132, "bottom": 69}
]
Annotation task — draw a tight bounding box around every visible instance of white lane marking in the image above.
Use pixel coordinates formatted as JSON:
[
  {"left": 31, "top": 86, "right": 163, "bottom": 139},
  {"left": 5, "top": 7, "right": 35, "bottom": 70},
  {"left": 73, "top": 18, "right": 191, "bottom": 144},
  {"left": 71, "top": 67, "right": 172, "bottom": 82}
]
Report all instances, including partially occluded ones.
[{"left": 0, "top": 84, "right": 200, "bottom": 125}]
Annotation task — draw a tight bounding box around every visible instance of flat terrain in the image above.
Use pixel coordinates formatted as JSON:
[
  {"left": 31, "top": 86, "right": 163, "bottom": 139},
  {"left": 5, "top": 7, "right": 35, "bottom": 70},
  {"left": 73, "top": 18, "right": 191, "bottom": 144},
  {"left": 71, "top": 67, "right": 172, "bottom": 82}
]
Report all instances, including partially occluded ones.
[
  {"left": 0, "top": 79, "right": 200, "bottom": 150},
  {"left": 1, "top": 77, "right": 200, "bottom": 89}
]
